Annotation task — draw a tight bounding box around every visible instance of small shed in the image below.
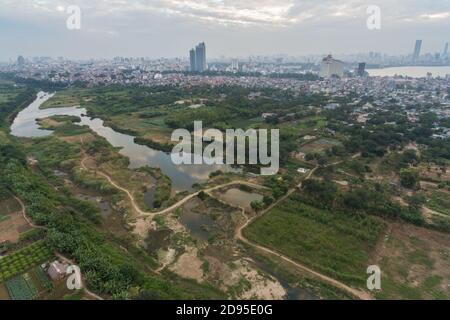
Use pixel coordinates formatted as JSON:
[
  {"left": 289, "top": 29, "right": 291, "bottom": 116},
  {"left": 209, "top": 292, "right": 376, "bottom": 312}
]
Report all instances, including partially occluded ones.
[{"left": 47, "top": 260, "right": 69, "bottom": 281}]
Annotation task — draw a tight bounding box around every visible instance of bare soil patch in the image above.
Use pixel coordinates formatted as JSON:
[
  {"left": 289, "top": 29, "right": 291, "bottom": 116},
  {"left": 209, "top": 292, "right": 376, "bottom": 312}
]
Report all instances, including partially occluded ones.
[{"left": 372, "top": 221, "right": 450, "bottom": 299}]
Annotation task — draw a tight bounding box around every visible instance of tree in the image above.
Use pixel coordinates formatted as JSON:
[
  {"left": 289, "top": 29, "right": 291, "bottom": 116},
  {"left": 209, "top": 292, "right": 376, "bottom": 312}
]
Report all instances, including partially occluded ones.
[
  {"left": 250, "top": 201, "right": 264, "bottom": 212},
  {"left": 198, "top": 191, "right": 208, "bottom": 201},
  {"left": 400, "top": 168, "right": 420, "bottom": 189},
  {"left": 262, "top": 196, "right": 274, "bottom": 206}
]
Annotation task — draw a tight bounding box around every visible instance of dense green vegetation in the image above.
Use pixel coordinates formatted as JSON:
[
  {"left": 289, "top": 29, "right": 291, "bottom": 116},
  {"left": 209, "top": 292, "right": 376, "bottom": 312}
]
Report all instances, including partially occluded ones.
[
  {"left": 299, "top": 178, "right": 424, "bottom": 225},
  {"left": 2, "top": 78, "right": 450, "bottom": 300},
  {"left": 0, "top": 84, "right": 35, "bottom": 128},
  {"left": 244, "top": 194, "right": 385, "bottom": 286},
  {"left": 0, "top": 83, "right": 226, "bottom": 299}
]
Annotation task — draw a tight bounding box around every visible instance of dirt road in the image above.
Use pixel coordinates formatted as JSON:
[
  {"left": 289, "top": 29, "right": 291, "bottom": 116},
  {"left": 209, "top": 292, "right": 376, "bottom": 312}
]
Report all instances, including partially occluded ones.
[
  {"left": 79, "top": 152, "right": 372, "bottom": 300},
  {"left": 13, "top": 195, "right": 103, "bottom": 300}
]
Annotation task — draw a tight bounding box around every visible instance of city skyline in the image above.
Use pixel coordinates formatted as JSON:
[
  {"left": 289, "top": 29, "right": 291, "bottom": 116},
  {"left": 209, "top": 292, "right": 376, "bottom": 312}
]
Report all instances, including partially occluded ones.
[{"left": 0, "top": 0, "right": 449, "bottom": 61}]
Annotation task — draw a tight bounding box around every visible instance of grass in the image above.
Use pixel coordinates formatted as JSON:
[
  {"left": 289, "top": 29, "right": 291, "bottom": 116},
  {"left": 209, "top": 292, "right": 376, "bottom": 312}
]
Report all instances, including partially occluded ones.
[
  {"left": 5, "top": 274, "right": 38, "bottom": 300},
  {"left": 40, "top": 90, "right": 84, "bottom": 109},
  {"left": 374, "top": 225, "right": 450, "bottom": 300},
  {"left": 426, "top": 190, "right": 450, "bottom": 216},
  {"left": 243, "top": 194, "right": 385, "bottom": 287},
  {"left": 299, "top": 137, "right": 342, "bottom": 154}
]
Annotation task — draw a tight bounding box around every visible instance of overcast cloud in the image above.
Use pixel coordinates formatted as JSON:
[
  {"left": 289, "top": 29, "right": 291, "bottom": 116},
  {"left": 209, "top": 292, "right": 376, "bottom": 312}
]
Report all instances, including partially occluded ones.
[{"left": 0, "top": 0, "right": 449, "bottom": 60}]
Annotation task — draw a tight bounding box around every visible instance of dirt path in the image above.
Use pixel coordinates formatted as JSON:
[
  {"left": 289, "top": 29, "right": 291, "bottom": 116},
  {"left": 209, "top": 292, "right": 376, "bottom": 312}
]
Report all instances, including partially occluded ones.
[
  {"left": 422, "top": 206, "right": 449, "bottom": 219},
  {"left": 13, "top": 195, "right": 103, "bottom": 300},
  {"left": 234, "top": 157, "right": 373, "bottom": 300},
  {"left": 13, "top": 196, "right": 46, "bottom": 230},
  {"left": 80, "top": 154, "right": 268, "bottom": 219},
  {"left": 80, "top": 151, "right": 372, "bottom": 300},
  {"left": 80, "top": 155, "right": 151, "bottom": 216},
  {"left": 235, "top": 212, "right": 372, "bottom": 300},
  {"left": 392, "top": 195, "right": 449, "bottom": 221}
]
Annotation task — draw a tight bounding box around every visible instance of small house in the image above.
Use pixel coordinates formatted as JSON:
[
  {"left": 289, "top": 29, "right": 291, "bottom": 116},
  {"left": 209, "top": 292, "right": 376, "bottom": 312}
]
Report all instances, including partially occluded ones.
[{"left": 47, "top": 260, "right": 69, "bottom": 281}]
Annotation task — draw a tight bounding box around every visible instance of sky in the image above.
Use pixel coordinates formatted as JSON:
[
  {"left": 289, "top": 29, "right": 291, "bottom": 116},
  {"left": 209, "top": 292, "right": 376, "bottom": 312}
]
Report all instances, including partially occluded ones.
[{"left": 0, "top": 0, "right": 449, "bottom": 61}]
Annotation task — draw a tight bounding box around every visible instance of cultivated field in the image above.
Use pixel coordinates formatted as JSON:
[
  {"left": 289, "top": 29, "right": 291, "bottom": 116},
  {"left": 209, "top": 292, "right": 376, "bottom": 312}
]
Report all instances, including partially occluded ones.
[{"left": 243, "top": 194, "right": 386, "bottom": 287}]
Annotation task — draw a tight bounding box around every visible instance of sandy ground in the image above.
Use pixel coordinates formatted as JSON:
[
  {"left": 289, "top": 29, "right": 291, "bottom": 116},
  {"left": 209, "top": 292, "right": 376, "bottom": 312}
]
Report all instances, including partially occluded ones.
[
  {"left": 169, "top": 247, "right": 205, "bottom": 282},
  {"left": 156, "top": 248, "right": 177, "bottom": 272},
  {"left": 210, "top": 258, "right": 286, "bottom": 300},
  {"left": 334, "top": 180, "right": 349, "bottom": 186},
  {"left": 132, "top": 217, "right": 156, "bottom": 239}
]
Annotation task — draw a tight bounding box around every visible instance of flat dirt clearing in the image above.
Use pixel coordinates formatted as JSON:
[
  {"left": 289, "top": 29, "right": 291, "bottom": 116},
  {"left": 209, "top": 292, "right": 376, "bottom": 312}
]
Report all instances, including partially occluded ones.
[
  {"left": 0, "top": 284, "right": 10, "bottom": 300},
  {"left": 169, "top": 247, "right": 205, "bottom": 282},
  {"left": 0, "top": 198, "right": 31, "bottom": 243},
  {"left": 373, "top": 222, "right": 450, "bottom": 299},
  {"left": 299, "top": 138, "right": 341, "bottom": 154}
]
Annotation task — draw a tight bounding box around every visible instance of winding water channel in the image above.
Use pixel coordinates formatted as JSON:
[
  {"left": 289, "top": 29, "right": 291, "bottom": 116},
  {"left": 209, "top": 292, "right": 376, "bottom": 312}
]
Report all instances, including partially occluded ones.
[
  {"left": 10, "top": 92, "right": 236, "bottom": 191},
  {"left": 10, "top": 91, "right": 319, "bottom": 300}
]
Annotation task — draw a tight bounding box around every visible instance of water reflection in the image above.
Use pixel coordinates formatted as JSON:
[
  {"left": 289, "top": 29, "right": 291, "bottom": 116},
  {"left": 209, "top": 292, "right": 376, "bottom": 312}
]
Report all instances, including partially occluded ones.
[{"left": 10, "top": 92, "right": 238, "bottom": 191}]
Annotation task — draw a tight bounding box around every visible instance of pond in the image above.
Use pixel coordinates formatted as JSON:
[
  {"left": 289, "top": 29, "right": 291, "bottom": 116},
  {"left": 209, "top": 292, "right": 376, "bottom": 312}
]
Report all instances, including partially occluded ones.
[
  {"left": 75, "top": 194, "right": 112, "bottom": 218},
  {"left": 217, "top": 188, "right": 264, "bottom": 210},
  {"left": 179, "top": 199, "right": 217, "bottom": 242}
]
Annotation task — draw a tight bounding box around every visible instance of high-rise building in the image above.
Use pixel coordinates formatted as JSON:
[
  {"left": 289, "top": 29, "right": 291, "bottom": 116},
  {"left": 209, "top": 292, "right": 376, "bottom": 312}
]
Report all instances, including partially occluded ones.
[
  {"left": 413, "top": 40, "right": 422, "bottom": 61},
  {"left": 189, "top": 42, "right": 207, "bottom": 72},
  {"left": 189, "top": 49, "right": 196, "bottom": 72},
  {"left": 443, "top": 42, "right": 449, "bottom": 58},
  {"left": 357, "top": 62, "right": 366, "bottom": 77},
  {"left": 320, "top": 55, "right": 344, "bottom": 78},
  {"left": 231, "top": 59, "right": 239, "bottom": 71},
  {"left": 195, "top": 42, "right": 207, "bottom": 72},
  {"left": 17, "top": 55, "right": 25, "bottom": 66}
]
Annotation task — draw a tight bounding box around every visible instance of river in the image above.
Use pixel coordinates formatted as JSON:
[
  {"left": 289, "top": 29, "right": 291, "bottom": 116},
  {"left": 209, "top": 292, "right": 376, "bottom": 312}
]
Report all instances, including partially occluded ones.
[
  {"left": 10, "top": 92, "right": 237, "bottom": 191},
  {"left": 367, "top": 66, "right": 450, "bottom": 78}
]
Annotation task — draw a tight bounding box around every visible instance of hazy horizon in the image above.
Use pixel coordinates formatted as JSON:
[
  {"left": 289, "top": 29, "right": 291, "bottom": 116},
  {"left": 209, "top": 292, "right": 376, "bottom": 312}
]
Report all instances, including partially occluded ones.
[{"left": 0, "top": 0, "right": 449, "bottom": 61}]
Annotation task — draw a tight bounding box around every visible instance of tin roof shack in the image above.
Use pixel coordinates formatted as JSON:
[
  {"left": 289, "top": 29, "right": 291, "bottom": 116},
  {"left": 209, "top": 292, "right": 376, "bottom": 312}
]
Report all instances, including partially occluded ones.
[{"left": 47, "top": 260, "right": 69, "bottom": 281}]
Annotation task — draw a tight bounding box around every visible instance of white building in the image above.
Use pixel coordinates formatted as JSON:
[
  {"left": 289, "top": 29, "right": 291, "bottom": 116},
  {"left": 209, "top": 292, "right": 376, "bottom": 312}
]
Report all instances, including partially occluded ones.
[
  {"left": 47, "top": 260, "right": 69, "bottom": 281},
  {"left": 320, "top": 55, "right": 344, "bottom": 78}
]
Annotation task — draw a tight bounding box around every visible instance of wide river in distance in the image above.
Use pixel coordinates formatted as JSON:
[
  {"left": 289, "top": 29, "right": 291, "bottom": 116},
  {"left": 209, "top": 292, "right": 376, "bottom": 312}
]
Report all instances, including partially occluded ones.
[
  {"left": 10, "top": 92, "right": 237, "bottom": 192},
  {"left": 367, "top": 66, "right": 450, "bottom": 78}
]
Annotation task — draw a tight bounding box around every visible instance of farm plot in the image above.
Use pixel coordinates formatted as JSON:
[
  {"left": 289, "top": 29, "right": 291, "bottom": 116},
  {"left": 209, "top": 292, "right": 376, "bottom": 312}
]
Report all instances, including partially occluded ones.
[
  {"left": 5, "top": 274, "right": 38, "bottom": 300},
  {"left": 243, "top": 194, "right": 385, "bottom": 287},
  {"left": 299, "top": 138, "right": 342, "bottom": 154},
  {"left": 425, "top": 190, "right": 450, "bottom": 216},
  {"left": 0, "top": 241, "right": 53, "bottom": 283}
]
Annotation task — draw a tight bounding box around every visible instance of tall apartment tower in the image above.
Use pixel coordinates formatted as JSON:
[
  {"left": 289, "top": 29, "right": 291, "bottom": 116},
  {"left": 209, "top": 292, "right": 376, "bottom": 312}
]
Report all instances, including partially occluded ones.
[
  {"left": 17, "top": 55, "right": 25, "bottom": 66},
  {"left": 443, "top": 42, "right": 449, "bottom": 58},
  {"left": 357, "top": 62, "right": 366, "bottom": 77},
  {"left": 413, "top": 40, "right": 422, "bottom": 61},
  {"left": 189, "top": 49, "right": 196, "bottom": 72},
  {"left": 188, "top": 42, "right": 207, "bottom": 72},
  {"left": 320, "top": 55, "right": 344, "bottom": 78},
  {"left": 195, "top": 42, "right": 207, "bottom": 72}
]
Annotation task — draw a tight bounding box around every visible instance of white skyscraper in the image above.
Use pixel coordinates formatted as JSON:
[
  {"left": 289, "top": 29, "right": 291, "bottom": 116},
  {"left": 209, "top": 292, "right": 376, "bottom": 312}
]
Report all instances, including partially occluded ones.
[{"left": 320, "top": 55, "right": 344, "bottom": 78}]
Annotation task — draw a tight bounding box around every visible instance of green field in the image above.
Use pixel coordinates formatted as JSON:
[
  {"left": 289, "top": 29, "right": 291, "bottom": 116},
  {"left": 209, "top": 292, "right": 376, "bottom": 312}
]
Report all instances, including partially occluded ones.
[
  {"left": 5, "top": 273, "right": 38, "bottom": 300},
  {"left": 426, "top": 190, "right": 450, "bottom": 216},
  {"left": 0, "top": 241, "right": 53, "bottom": 283},
  {"left": 244, "top": 194, "right": 385, "bottom": 286},
  {"left": 40, "top": 90, "right": 86, "bottom": 109}
]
